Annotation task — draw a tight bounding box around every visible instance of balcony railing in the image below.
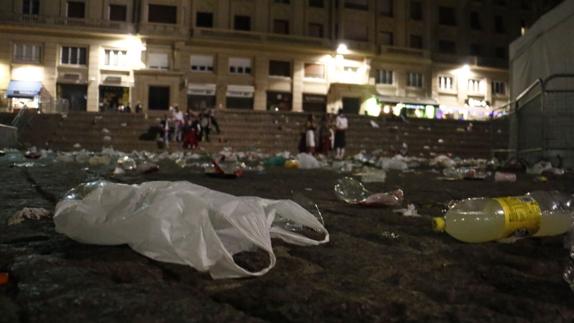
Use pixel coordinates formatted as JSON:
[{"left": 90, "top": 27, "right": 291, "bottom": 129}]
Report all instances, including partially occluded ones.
[
  {"left": 0, "top": 13, "right": 135, "bottom": 34},
  {"left": 191, "top": 27, "right": 332, "bottom": 48},
  {"left": 380, "top": 45, "right": 431, "bottom": 58}
]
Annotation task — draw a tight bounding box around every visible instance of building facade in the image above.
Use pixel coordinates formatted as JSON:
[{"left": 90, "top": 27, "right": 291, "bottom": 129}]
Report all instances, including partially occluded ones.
[{"left": 0, "top": 0, "right": 563, "bottom": 119}]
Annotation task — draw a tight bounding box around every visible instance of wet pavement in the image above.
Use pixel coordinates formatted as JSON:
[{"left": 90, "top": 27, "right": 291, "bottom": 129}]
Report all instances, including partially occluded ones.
[{"left": 1, "top": 152, "right": 573, "bottom": 322}]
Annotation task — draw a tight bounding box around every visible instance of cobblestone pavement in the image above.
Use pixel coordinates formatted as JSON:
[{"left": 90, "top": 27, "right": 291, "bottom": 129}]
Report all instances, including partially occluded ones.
[{"left": 1, "top": 155, "right": 573, "bottom": 322}]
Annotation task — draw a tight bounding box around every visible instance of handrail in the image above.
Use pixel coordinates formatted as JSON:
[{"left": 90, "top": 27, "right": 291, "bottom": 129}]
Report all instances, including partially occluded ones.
[{"left": 515, "top": 78, "right": 544, "bottom": 103}]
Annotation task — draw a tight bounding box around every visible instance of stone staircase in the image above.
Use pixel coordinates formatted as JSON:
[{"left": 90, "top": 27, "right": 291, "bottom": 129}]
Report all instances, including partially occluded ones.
[{"left": 4, "top": 110, "right": 509, "bottom": 158}]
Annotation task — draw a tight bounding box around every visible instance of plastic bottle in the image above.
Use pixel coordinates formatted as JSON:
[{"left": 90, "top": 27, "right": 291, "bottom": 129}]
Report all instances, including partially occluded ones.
[{"left": 433, "top": 191, "right": 574, "bottom": 243}]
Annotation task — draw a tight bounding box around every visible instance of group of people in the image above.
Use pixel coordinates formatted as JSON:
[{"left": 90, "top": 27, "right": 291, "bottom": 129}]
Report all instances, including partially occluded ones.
[
  {"left": 99, "top": 100, "right": 143, "bottom": 113},
  {"left": 159, "top": 106, "right": 220, "bottom": 150},
  {"left": 300, "top": 110, "right": 348, "bottom": 159}
]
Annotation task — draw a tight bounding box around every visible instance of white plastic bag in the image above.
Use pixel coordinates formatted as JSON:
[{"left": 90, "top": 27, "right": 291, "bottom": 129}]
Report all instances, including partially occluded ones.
[
  {"left": 54, "top": 181, "right": 329, "bottom": 279},
  {"left": 296, "top": 153, "right": 320, "bottom": 169}
]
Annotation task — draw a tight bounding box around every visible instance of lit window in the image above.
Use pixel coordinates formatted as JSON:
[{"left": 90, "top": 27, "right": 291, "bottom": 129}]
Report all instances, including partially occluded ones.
[
  {"left": 467, "top": 79, "right": 481, "bottom": 92},
  {"left": 104, "top": 49, "right": 127, "bottom": 66},
  {"left": 148, "top": 52, "right": 169, "bottom": 70},
  {"left": 61, "top": 46, "right": 87, "bottom": 65},
  {"left": 304, "top": 63, "right": 325, "bottom": 79},
  {"left": 376, "top": 69, "right": 393, "bottom": 85},
  {"left": 13, "top": 43, "right": 42, "bottom": 63},
  {"left": 438, "top": 76, "right": 453, "bottom": 90},
  {"left": 407, "top": 72, "right": 423, "bottom": 88},
  {"left": 229, "top": 57, "right": 252, "bottom": 75},
  {"left": 190, "top": 55, "right": 214, "bottom": 72}
]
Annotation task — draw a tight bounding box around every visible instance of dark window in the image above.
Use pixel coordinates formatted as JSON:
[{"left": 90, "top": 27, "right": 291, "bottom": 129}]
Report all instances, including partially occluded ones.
[
  {"left": 494, "top": 15, "right": 505, "bottom": 33},
  {"left": 273, "top": 19, "right": 289, "bottom": 34},
  {"left": 410, "top": 1, "right": 423, "bottom": 20},
  {"left": 196, "top": 12, "right": 213, "bottom": 27},
  {"left": 469, "top": 43, "right": 482, "bottom": 56},
  {"left": 308, "top": 23, "right": 324, "bottom": 38},
  {"left": 309, "top": 0, "right": 324, "bottom": 8},
  {"left": 438, "top": 40, "right": 456, "bottom": 53},
  {"left": 109, "top": 5, "right": 127, "bottom": 21},
  {"left": 269, "top": 60, "right": 291, "bottom": 77},
  {"left": 274, "top": 0, "right": 290, "bottom": 3},
  {"left": 61, "top": 46, "right": 87, "bottom": 65},
  {"left": 22, "top": 0, "right": 39, "bottom": 15},
  {"left": 234, "top": 15, "right": 251, "bottom": 31},
  {"left": 148, "top": 4, "right": 177, "bottom": 24},
  {"left": 303, "top": 94, "right": 327, "bottom": 113},
  {"left": 470, "top": 11, "right": 481, "bottom": 30},
  {"left": 67, "top": 1, "right": 85, "bottom": 18},
  {"left": 380, "top": 0, "right": 393, "bottom": 16},
  {"left": 380, "top": 31, "right": 394, "bottom": 45},
  {"left": 410, "top": 34, "right": 423, "bottom": 49},
  {"left": 267, "top": 91, "right": 292, "bottom": 111},
  {"left": 226, "top": 97, "right": 253, "bottom": 110},
  {"left": 304, "top": 63, "right": 325, "bottom": 78},
  {"left": 148, "top": 86, "right": 170, "bottom": 110},
  {"left": 342, "top": 97, "right": 361, "bottom": 114},
  {"left": 438, "top": 6, "right": 456, "bottom": 26},
  {"left": 345, "top": 0, "right": 368, "bottom": 10},
  {"left": 492, "top": 81, "right": 506, "bottom": 95},
  {"left": 495, "top": 47, "right": 507, "bottom": 59}
]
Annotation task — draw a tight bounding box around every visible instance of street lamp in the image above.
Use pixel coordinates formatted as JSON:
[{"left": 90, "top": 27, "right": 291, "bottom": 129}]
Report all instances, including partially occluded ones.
[{"left": 336, "top": 43, "right": 350, "bottom": 55}]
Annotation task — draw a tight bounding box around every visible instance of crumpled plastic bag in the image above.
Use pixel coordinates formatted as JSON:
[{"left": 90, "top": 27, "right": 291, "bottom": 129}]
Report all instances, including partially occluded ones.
[
  {"left": 296, "top": 153, "right": 320, "bottom": 169},
  {"left": 377, "top": 155, "right": 408, "bottom": 171},
  {"left": 54, "top": 180, "right": 329, "bottom": 279}
]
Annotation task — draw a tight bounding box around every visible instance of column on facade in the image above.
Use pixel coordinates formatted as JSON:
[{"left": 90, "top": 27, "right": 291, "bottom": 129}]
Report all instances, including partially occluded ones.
[
  {"left": 292, "top": 0, "right": 305, "bottom": 36},
  {"left": 0, "top": 34, "right": 11, "bottom": 90},
  {"left": 215, "top": 53, "right": 228, "bottom": 108},
  {"left": 292, "top": 60, "right": 303, "bottom": 112},
  {"left": 253, "top": 55, "right": 268, "bottom": 111},
  {"left": 217, "top": 0, "right": 230, "bottom": 29},
  {"left": 86, "top": 45, "right": 100, "bottom": 112},
  {"left": 43, "top": 42, "right": 59, "bottom": 112},
  {"left": 255, "top": 0, "right": 269, "bottom": 33}
]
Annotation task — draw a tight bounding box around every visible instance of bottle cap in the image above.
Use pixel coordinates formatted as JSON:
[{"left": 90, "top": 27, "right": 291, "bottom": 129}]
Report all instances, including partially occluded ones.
[{"left": 432, "top": 217, "right": 446, "bottom": 232}]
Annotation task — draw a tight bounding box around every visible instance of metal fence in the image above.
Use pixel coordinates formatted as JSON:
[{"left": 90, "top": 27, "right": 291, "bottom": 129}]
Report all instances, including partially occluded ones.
[{"left": 511, "top": 74, "right": 574, "bottom": 169}]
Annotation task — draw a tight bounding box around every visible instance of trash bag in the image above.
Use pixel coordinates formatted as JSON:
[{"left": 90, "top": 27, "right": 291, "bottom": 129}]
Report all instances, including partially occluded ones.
[{"left": 54, "top": 180, "right": 329, "bottom": 279}]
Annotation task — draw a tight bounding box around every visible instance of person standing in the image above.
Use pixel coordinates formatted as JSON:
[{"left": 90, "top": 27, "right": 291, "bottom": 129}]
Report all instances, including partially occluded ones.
[
  {"left": 199, "top": 108, "right": 212, "bottom": 142},
  {"left": 334, "top": 109, "right": 348, "bottom": 159},
  {"left": 318, "top": 114, "right": 333, "bottom": 155},
  {"left": 305, "top": 114, "right": 317, "bottom": 154},
  {"left": 173, "top": 106, "right": 185, "bottom": 142}
]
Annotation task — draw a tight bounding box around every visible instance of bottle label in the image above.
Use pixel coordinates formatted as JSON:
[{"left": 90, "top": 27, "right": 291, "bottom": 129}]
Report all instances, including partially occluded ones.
[{"left": 495, "top": 196, "right": 542, "bottom": 238}]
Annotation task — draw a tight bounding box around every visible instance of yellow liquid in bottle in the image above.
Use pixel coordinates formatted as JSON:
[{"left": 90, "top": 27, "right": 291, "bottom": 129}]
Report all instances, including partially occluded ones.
[{"left": 441, "top": 197, "right": 573, "bottom": 243}]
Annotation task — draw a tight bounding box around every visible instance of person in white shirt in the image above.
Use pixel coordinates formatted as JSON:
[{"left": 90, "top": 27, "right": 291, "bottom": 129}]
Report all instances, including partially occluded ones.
[
  {"left": 173, "top": 106, "right": 185, "bottom": 142},
  {"left": 334, "top": 109, "right": 348, "bottom": 159}
]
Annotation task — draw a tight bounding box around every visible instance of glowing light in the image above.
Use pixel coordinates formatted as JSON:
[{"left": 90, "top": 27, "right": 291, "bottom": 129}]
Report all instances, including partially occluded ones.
[
  {"left": 336, "top": 43, "right": 350, "bottom": 55},
  {"left": 364, "top": 96, "right": 380, "bottom": 117},
  {"left": 455, "top": 64, "right": 471, "bottom": 79},
  {"left": 12, "top": 66, "right": 44, "bottom": 82},
  {"left": 382, "top": 105, "right": 391, "bottom": 114}
]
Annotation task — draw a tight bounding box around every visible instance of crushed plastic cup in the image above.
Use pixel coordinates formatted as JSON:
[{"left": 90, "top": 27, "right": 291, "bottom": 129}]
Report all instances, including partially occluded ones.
[
  {"left": 136, "top": 161, "right": 160, "bottom": 174},
  {"left": 334, "top": 177, "right": 404, "bottom": 207},
  {"left": 116, "top": 156, "right": 137, "bottom": 171},
  {"left": 24, "top": 147, "right": 41, "bottom": 159},
  {"left": 393, "top": 204, "right": 420, "bottom": 217},
  {"left": 494, "top": 171, "right": 517, "bottom": 182},
  {"left": 296, "top": 153, "right": 320, "bottom": 169},
  {"left": 206, "top": 157, "right": 244, "bottom": 178}
]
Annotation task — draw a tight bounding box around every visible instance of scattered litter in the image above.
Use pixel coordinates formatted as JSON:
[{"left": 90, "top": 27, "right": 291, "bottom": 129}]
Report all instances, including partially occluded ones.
[
  {"left": 441, "top": 167, "right": 487, "bottom": 180},
  {"left": 381, "top": 231, "right": 400, "bottom": 240},
  {"left": 24, "top": 147, "right": 41, "bottom": 159},
  {"left": 54, "top": 180, "right": 329, "bottom": 279},
  {"left": 121, "top": 122, "right": 127, "bottom": 127},
  {"left": 7, "top": 207, "right": 52, "bottom": 225},
  {"left": 393, "top": 204, "right": 420, "bottom": 217},
  {"left": 526, "top": 161, "right": 564, "bottom": 175},
  {"left": 494, "top": 172, "right": 517, "bottom": 182},
  {"left": 102, "top": 128, "right": 110, "bottom": 134},
  {"left": 103, "top": 136, "right": 112, "bottom": 141},
  {"left": 284, "top": 159, "right": 300, "bottom": 169},
  {"left": 73, "top": 143, "right": 81, "bottom": 149},
  {"left": 370, "top": 120, "right": 380, "bottom": 128},
  {"left": 534, "top": 176, "right": 548, "bottom": 182},
  {"left": 206, "top": 156, "right": 244, "bottom": 178},
  {"left": 334, "top": 177, "right": 403, "bottom": 207},
  {"left": 0, "top": 150, "right": 5, "bottom": 156},
  {"left": 116, "top": 156, "right": 137, "bottom": 171},
  {"left": 10, "top": 162, "right": 44, "bottom": 168},
  {"left": 355, "top": 168, "right": 387, "bottom": 183},
  {"left": 430, "top": 155, "right": 456, "bottom": 168}
]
